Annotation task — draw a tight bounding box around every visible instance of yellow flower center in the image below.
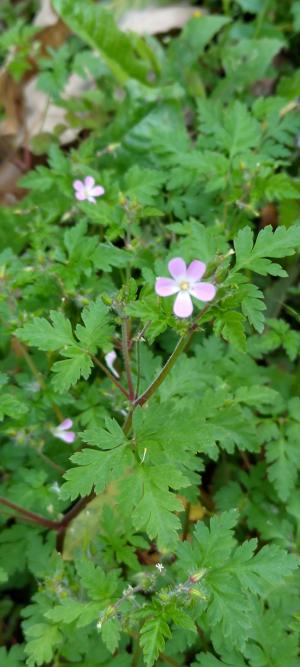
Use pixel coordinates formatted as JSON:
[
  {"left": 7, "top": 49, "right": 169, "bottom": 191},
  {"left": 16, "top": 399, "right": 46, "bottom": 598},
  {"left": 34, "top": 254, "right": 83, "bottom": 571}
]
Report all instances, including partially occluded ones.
[{"left": 179, "top": 280, "right": 190, "bottom": 291}]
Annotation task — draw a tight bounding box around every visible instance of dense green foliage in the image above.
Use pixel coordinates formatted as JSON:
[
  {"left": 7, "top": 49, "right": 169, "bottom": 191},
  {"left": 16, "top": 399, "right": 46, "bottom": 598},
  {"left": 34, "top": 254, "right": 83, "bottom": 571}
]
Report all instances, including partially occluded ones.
[{"left": 0, "top": 1, "right": 300, "bottom": 666}]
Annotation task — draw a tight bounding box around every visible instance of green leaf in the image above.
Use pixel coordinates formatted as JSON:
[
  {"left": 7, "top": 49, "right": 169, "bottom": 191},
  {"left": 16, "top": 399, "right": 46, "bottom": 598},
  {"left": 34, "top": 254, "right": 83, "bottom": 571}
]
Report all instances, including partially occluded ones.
[
  {"left": 52, "top": 0, "right": 154, "bottom": 84},
  {"left": 231, "top": 542, "right": 299, "bottom": 594},
  {"left": 123, "top": 166, "right": 165, "bottom": 205},
  {"left": 16, "top": 311, "right": 75, "bottom": 351},
  {"left": 64, "top": 221, "right": 98, "bottom": 261},
  {"left": 235, "top": 385, "right": 279, "bottom": 406},
  {"left": 51, "top": 350, "right": 93, "bottom": 393},
  {"left": 222, "top": 38, "right": 284, "bottom": 89},
  {"left": 263, "top": 173, "right": 300, "bottom": 201},
  {"left": 62, "top": 444, "right": 133, "bottom": 500},
  {"left": 81, "top": 417, "right": 126, "bottom": 450},
  {"left": 92, "top": 244, "right": 130, "bottom": 272},
  {"left": 140, "top": 613, "right": 171, "bottom": 667},
  {"left": 0, "top": 646, "right": 25, "bottom": 667},
  {"left": 124, "top": 465, "right": 188, "bottom": 549},
  {"left": 127, "top": 295, "right": 168, "bottom": 341},
  {"left": 234, "top": 224, "right": 300, "bottom": 276},
  {"left": 45, "top": 599, "right": 99, "bottom": 628},
  {"left": 0, "top": 393, "right": 28, "bottom": 421},
  {"left": 283, "top": 329, "right": 300, "bottom": 361},
  {"left": 75, "top": 298, "right": 112, "bottom": 353},
  {"left": 16, "top": 301, "right": 112, "bottom": 392},
  {"left": 217, "top": 311, "right": 247, "bottom": 351},
  {"left": 177, "top": 512, "right": 297, "bottom": 652},
  {"left": 266, "top": 430, "right": 300, "bottom": 501},
  {"left": 101, "top": 619, "right": 121, "bottom": 654},
  {"left": 76, "top": 558, "right": 121, "bottom": 602},
  {"left": 24, "top": 623, "right": 62, "bottom": 667},
  {"left": 18, "top": 166, "right": 54, "bottom": 191},
  {"left": 238, "top": 282, "right": 266, "bottom": 333},
  {"left": 220, "top": 101, "right": 261, "bottom": 158},
  {"left": 205, "top": 404, "right": 256, "bottom": 454},
  {"left": 173, "top": 14, "right": 231, "bottom": 68}
]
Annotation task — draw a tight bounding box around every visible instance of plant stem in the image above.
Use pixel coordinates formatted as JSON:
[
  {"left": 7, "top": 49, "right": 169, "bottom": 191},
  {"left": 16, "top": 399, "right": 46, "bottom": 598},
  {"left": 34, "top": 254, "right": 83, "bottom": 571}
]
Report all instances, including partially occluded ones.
[
  {"left": 123, "top": 409, "right": 133, "bottom": 436},
  {"left": 0, "top": 497, "right": 61, "bottom": 530},
  {"left": 57, "top": 492, "right": 96, "bottom": 531},
  {"left": 37, "top": 450, "right": 65, "bottom": 475},
  {"left": 121, "top": 304, "right": 212, "bottom": 437},
  {"left": 92, "top": 355, "right": 129, "bottom": 398},
  {"left": 134, "top": 338, "right": 141, "bottom": 399},
  {"left": 181, "top": 501, "right": 191, "bottom": 541},
  {"left": 135, "top": 335, "right": 191, "bottom": 407},
  {"left": 131, "top": 640, "right": 141, "bottom": 667},
  {"left": 159, "top": 653, "right": 182, "bottom": 667},
  {"left": 0, "top": 491, "right": 96, "bottom": 542},
  {"left": 121, "top": 318, "right": 135, "bottom": 401}
]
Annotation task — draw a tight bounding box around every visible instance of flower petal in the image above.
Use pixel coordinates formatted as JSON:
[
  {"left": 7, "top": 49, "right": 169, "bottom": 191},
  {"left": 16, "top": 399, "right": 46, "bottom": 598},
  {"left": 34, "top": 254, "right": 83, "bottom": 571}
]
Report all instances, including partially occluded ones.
[
  {"left": 84, "top": 175, "right": 95, "bottom": 188},
  {"left": 73, "top": 179, "right": 83, "bottom": 191},
  {"left": 91, "top": 185, "right": 105, "bottom": 197},
  {"left": 186, "top": 260, "right": 206, "bottom": 283},
  {"left": 173, "top": 291, "right": 193, "bottom": 318},
  {"left": 155, "top": 277, "right": 179, "bottom": 297},
  {"left": 105, "top": 350, "right": 119, "bottom": 378},
  {"left": 87, "top": 196, "right": 96, "bottom": 204},
  {"left": 168, "top": 257, "right": 187, "bottom": 280},
  {"left": 56, "top": 430, "right": 75, "bottom": 444},
  {"left": 190, "top": 282, "right": 216, "bottom": 302},
  {"left": 59, "top": 419, "right": 73, "bottom": 430},
  {"left": 75, "top": 190, "right": 86, "bottom": 201}
]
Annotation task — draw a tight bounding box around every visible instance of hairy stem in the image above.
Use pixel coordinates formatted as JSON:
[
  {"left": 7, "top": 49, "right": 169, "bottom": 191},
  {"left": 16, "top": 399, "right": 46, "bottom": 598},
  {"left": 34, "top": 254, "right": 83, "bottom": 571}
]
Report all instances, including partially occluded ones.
[
  {"left": 134, "top": 339, "right": 141, "bottom": 399},
  {"left": 0, "top": 497, "right": 61, "bottom": 530},
  {"left": 92, "top": 356, "right": 129, "bottom": 398},
  {"left": 57, "top": 492, "right": 96, "bottom": 531},
  {"left": 0, "top": 492, "right": 96, "bottom": 540},
  {"left": 121, "top": 318, "right": 135, "bottom": 401},
  {"left": 135, "top": 334, "right": 191, "bottom": 407}
]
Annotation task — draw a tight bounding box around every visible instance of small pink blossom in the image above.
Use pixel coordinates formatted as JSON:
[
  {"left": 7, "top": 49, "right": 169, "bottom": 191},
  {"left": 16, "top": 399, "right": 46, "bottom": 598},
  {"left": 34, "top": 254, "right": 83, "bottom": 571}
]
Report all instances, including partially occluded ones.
[
  {"left": 155, "top": 257, "right": 216, "bottom": 318},
  {"left": 52, "top": 419, "right": 75, "bottom": 444},
  {"left": 73, "top": 176, "right": 105, "bottom": 204},
  {"left": 104, "top": 350, "right": 119, "bottom": 378}
]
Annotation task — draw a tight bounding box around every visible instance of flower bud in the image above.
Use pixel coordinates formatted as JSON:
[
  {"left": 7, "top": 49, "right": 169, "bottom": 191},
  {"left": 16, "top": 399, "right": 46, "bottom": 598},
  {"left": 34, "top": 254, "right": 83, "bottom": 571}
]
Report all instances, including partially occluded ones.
[
  {"left": 101, "top": 294, "right": 113, "bottom": 306},
  {"left": 189, "top": 569, "right": 206, "bottom": 583},
  {"left": 189, "top": 587, "right": 208, "bottom": 601}
]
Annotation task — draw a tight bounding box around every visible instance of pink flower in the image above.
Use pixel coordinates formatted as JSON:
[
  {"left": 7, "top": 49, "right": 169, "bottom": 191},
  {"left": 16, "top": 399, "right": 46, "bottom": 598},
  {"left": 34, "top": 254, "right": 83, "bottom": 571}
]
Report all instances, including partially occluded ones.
[
  {"left": 155, "top": 257, "right": 216, "bottom": 318},
  {"left": 52, "top": 419, "right": 75, "bottom": 444},
  {"left": 73, "top": 176, "right": 105, "bottom": 204},
  {"left": 104, "top": 350, "right": 119, "bottom": 378}
]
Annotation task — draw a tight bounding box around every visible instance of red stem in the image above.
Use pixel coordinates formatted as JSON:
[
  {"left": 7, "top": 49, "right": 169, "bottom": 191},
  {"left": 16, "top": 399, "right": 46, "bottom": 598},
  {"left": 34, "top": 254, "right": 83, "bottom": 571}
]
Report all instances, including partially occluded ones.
[
  {"left": 92, "top": 356, "right": 129, "bottom": 398},
  {"left": 0, "top": 497, "right": 61, "bottom": 530},
  {"left": 0, "top": 492, "right": 96, "bottom": 536},
  {"left": 57, "top": 492, "right": 95, "bottom": 531}
]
